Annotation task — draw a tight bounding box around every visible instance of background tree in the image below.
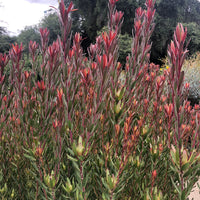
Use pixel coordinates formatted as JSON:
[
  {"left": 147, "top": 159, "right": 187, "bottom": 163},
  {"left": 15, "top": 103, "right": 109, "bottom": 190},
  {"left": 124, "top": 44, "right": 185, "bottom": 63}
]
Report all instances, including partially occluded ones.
[
  {"left": 0, "top": 27, "right": 17, "bottom": 54},
  {"left": 16, "top": 26, "right": 40, "bottom": 70},
  {"left": 183, "top": 22, "right": 200, "bottom": 55},
  {"left": 17, "top": 26, "right": 40, "bottom": 56},
  {"left": 64, "top": 0, "right": 200, "bottom": 64},
  {"left": 39, "top": 12, "right": 61, "bottom": 44},
  {"left": 151, "top": 0, "right": 200, "bottom": 64},
  {"left": 63, "top": 0, "right": 144, "bottom": 60}
]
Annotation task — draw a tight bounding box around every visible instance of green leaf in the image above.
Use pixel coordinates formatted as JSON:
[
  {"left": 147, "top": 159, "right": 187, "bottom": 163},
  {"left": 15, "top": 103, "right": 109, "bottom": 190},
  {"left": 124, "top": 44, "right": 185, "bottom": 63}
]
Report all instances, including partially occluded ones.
[
  {"left": 183, "top": 168, "right": 193, "bottom": 178},
  {"left": 171, "top": 176, "right": 181, "bottom": 195},
  {"left": 24, "top": 152, "right": 36, "bottom": 162},
  {"left": 101, "top": 178, "right": 109, "bottom": 190},
  {"left": 181, "top": 189, "right": 186, "bottom": 200},
  {"left": 178, "top": 71, "right": 184, "bottom": 91},
  {"left": 182, "top": 163, "right": 190, "bottom": 172},
  {"left": 68, "top": 154, "right": 78, "bottom": 162}
]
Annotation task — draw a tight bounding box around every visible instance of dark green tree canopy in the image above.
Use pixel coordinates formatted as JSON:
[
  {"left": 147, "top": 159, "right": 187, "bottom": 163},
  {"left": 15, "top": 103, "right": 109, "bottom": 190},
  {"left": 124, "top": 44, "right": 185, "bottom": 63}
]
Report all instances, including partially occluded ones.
[
  {"left": 17, "top": 26, "right": 40, "bottom": 55},
  {"left": 151, "top": 0, "right": 200, "bottom": 63},
  {"left": 0, "top": 34, "right": 17, "bottom": 54},
  {"left": 0, "top": 26, "right": 17, "bottom": 54},
  {"left": 39, "top": 12, "right": 61, "bottom": 44},
  {"left": 65, "top": 0, "right": 145, "bottom": 42},
  {"left": 64, "top": 0, "right": 200, "bottom": 64}
]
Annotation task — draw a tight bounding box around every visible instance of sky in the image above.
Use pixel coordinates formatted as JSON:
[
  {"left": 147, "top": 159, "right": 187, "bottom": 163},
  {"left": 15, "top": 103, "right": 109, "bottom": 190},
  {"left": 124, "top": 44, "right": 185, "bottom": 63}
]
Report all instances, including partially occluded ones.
[{"left": 0, "top": 0, "right": 59, "bottom": 36}]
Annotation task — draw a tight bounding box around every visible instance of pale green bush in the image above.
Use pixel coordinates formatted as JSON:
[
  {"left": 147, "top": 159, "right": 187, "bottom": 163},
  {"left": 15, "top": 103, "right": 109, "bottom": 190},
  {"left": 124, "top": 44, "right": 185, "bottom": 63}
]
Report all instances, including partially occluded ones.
[{"left": 183, "top": 53, "right": 200, "bottom": 99}]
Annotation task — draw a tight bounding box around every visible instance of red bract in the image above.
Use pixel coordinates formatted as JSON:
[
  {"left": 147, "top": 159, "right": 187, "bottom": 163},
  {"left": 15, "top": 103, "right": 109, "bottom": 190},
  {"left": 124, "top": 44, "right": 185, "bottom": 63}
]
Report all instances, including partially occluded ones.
[
  {"left": 116, "top": 62, "right": 122, "bottom": 70},
  {"left": 57, "top": 88, "right": 64, "bottom": 105},
  {"left": 194, "top": 105, "right": 200, "bottom": 110},
  {"left": 37, "top": 80, "right": 46, "bottom": 91},
  {"left": 152, "top": 170, "right": 157, "bottom": 179},
  {"left": 164, "top": 103, "right": 173, "bottom": 119},
  {"left": 97, "top": 54, "right": 113, "bottom": 70},
  {"left": 82, "top": 68, "right": 90, "bottom": 79},
  {"left": 53, "top": 119, "right": 59, "bottom": 128},
  {"left": 24, "top": 71, "right": 31, "bottom": 80},
  {"left": 89, "top": 44, "right": 97, "bottom": 59},
  {"left": 97, "top": 55, "right": 102, "bottom": 66},
  {"left": 81, "top": 68, "right": 91, "bottom": 85},
  {"left": 68, "top": 49, "right": 74, "bottom": 59},
  {"left": 40, "top": 28, "right": 49, "bottom": 41},
  {"left": 115, "top": 124, "right": 120, "bottom": 135},
  {"left": 109, "top": 0, "right": 119, "bottom": 5},
  {"left": 66, "top": 1, "right": 77, "bottom": 14},
  {"left": 145, "top": 0, "right": 155, "bottom": 8},
  {"left": 169, "top": 41, "right": 177, "bottom": 57},
  {"left": 156, "top": 76, "right": 165, "bottom": 89},
  {"left": 91, "top": 62, "right": 97, "bottom": 70},
  {"left": 184, "top": 82, "right": 190, "bottom": 89},
  {"left": 175, "top": 23, "right": 187, "bottom": 44},
  {"left": 0, "top": 53, "right": 9, "bottom": 69},
  {"left": 59, "top": 1, "right": 77, "bottom": 26},
  {"left": 53, "top": 1, "right": 77, "bottom": 59},
  {"left": 9, "top": 43, "right": 23, "bottom": 63},
  {"left": 29, "top": 40, "right": 39, "bottom": 62},
  {"left": 136, "top": 7, "right": 144, "bottom": 18},
  {"left": 36, "top": 146, "right": 44, "bottom": 157},
  {"left": 96, "top": 35, "right": 102, "bottom": 50},
  {"left": 129, "top": 0, "right": 156, "bottom": 76},
  {"left": 102, "top": 31, "right": 117, "bottom": 52},
  {"left": 3, "top": 95, "right": 7, "bottom": 102},
  {"left": 169, "top": 23, "right": 188, "bottom": 67},
  {"left": 40, "top": 28, "right": 50, "bottom": 54},
  {"left": 74, "top": 32, "right": 82, "bottom": 44},
  {"left": 168, "top": 23, "right": 188, "bottom": 96},
  {"left": 146, "top": 7, "right": 155, "bottom": 23},
  {"left": 0, "top": 53, "right": 9, "bottom": 77},
  {"left": 72, "top": 33, "right": 82, "bottom": 56},
  {"left": 48, "top": 39, "right": 60, "bottom": 70},
  {"left": 103, "top": 54, "right": 108, "bottom": 69},
  {"left": 134, "top": 20, "right": 142, "bottom": 35},
  {"left": 161, "top": 95, "right": 167, "bottom": 103},
  {"left": 48, "top": 40, "right": 60, "bottom": 57},
  {"left": 113, "top": 11, "right": 123, "bottom": 26}
]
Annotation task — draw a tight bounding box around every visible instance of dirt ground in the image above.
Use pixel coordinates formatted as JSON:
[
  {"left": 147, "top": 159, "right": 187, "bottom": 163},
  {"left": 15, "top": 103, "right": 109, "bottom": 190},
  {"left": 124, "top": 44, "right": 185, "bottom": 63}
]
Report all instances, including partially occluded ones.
[{"left": 188, "top": 180, "right": 200, "bottom": 200}]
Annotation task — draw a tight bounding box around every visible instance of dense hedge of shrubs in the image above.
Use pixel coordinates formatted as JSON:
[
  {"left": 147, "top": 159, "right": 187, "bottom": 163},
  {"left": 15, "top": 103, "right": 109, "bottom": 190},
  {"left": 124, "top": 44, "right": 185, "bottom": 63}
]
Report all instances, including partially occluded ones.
[{"left": 0, "top": 0, "right": 200, "bottom": 199}]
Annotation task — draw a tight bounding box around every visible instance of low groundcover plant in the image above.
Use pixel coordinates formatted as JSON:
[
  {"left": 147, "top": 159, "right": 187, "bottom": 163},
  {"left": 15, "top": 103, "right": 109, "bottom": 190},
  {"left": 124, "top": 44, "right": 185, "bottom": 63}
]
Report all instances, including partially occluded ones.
[{"left": 0, "top": 0, "right": 200, "bottom": 199}]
